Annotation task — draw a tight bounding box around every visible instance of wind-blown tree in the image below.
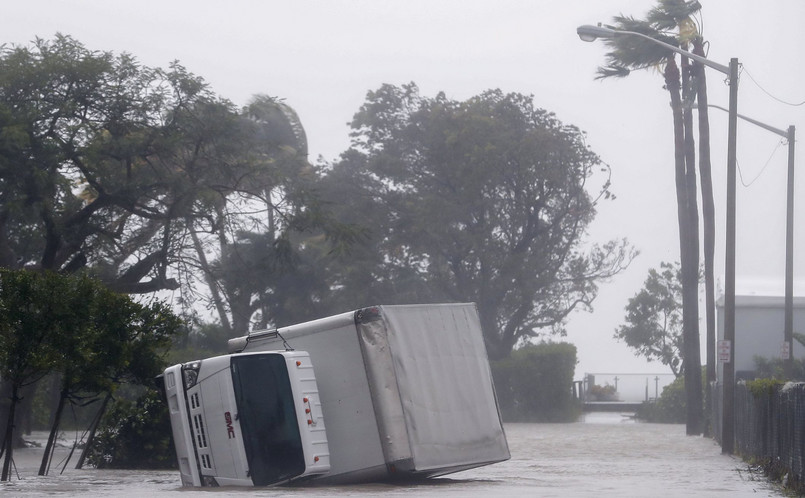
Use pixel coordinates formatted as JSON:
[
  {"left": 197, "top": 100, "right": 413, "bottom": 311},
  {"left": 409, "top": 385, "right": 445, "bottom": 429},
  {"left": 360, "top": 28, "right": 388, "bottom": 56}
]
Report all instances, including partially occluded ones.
[
  {"left": 38, "top": 287, "right": 181, "bottom": 475},
  {"left": 73, "top": 296, "right": 181, "bottom": 470},
  {"left": 0, "top": 35, "right": 352, "bottom": 337},
  {"left": 311, "top": 147, "right": 413, "bottom": 315},
  {"left": 0, "top": 36, "right": 318, "bottom": 444},
  {"left": 0, "top": 269, "right": 180, "bottom": 480},
  {"left": 0, "top": 35, "right": 297, "bottom": 293},
  {"left": 325, "top": 83, "right": 634, "bottom": 360},
  {"left": 0, "top": 270, "right": 65, "bottom": 480},
  {"left": 690, "top": 17, "right": 717, "bottom": 436},
  {"left": 207, "top": 229, "right": 333, "bottom": 332},
  {"left": 593, "top": 0, "right": 708, "bottom": 435},
  {"left": 616, "top": 262, "right": 684, "bottom": 378},
  {"left": 648, "top": 0, "right": 716, "bottom": 436},
  {"left": 186, "top": 95, "right": 366, "bottom": 333}
]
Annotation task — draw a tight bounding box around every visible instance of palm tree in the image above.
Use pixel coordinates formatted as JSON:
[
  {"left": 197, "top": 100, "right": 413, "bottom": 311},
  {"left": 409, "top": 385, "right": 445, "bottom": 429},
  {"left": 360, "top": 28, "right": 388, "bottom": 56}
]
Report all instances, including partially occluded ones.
[
  {"left": 189, "top": 95, "right": 312, "bottom": 333},
  {"left": 594, "top": 0, "right": 708, "bottom": 435},
  {"left": 691, "top": 35, "right": 717, "bottom": 438},
  {"left": 648, "top": 0, "right": 716, "bottom": 437}
]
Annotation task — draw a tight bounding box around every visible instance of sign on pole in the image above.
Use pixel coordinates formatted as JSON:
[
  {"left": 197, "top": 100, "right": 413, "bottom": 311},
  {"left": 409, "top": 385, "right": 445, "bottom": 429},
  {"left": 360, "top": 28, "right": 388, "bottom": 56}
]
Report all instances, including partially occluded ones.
[
  {"left": 718, "top": 340, "right": 731, "bottom": 363},
  {"left": 782, "top": 340, "right": 791, "bottom": 360}
]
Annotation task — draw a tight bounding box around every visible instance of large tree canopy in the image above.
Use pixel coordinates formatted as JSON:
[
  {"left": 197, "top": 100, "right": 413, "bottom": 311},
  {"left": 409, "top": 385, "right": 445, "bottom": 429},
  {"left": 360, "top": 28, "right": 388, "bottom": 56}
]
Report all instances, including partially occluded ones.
[
  {"left": 325, "top": 83, "right": 634, "bottom": 359},
  {"left": 0, "top": 35, "right": 316, "bottom": 296}
]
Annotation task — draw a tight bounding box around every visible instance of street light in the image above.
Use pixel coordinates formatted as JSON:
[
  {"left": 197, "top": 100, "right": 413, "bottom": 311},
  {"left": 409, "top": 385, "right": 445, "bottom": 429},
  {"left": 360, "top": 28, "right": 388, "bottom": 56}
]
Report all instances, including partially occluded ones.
[
  {"left": 576, "top": 24, "right": 618, "bottom": 43},
  {"left": 577, "top": 23, "right": 740, "bottom": 454},
  {"left": 576, "top": 25, "right": 730, "bottom": 74}
]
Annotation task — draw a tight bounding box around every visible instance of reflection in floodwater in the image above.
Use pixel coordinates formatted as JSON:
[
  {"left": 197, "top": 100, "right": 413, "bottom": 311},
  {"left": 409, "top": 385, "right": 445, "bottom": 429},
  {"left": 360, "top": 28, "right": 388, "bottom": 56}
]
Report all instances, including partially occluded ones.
[{"left": 2, "top": 418, "right": 782, "bottom": 497}]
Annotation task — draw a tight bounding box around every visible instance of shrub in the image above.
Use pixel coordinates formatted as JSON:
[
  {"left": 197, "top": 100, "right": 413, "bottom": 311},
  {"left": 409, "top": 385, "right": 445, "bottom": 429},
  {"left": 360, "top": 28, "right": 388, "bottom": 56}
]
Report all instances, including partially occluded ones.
[
  {"left": 752, "top": 356, "right": 805, "bottom": 381},
  {"left": 637, "top": 375, "right": 685, "bottom": 423},
  {"left": 86, "top": 388, "right": 176, "bottom": 469},
  {"left": 746, "top": 377, "right": 784, "bottom": 398},
  {"left": 491, "top": 342, "right": 580, "bottom": 422},
  {"left": 587, "top": 383, "right": 619, "bottom": 401}
]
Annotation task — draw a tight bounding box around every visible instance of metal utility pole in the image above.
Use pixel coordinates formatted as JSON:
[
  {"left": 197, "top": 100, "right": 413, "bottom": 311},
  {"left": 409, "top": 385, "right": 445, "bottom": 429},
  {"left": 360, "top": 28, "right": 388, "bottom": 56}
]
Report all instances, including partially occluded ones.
[
  {"left": 784, "top": 125, "right": 796, "bottom": 379},
  {"left": 721, "top": 57, "right": 739, "bottom": 455},
  {"left": 705, "top": 110, "right": 795, "bottom": 379}
]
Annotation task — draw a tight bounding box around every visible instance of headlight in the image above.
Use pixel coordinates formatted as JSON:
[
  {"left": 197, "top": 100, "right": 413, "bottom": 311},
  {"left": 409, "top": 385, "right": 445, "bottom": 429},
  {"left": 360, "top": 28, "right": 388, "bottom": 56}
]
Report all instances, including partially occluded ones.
[{"left": 182, "top": 361, "right": 201, "bottom": 389}]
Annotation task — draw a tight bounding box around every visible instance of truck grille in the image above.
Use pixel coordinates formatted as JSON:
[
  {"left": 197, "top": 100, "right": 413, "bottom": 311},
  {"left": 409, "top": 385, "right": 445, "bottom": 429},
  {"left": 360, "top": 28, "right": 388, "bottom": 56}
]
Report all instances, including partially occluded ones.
[{"left": 193, "top": 414, "right": 208, "bottom": 448}]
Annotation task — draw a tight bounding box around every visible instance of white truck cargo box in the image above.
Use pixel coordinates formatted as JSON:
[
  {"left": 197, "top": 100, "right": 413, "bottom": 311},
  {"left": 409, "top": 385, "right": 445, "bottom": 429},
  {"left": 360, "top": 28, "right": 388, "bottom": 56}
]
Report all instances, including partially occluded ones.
[{"left": 229, "top": 303, "right": 509, "bottom": 482}]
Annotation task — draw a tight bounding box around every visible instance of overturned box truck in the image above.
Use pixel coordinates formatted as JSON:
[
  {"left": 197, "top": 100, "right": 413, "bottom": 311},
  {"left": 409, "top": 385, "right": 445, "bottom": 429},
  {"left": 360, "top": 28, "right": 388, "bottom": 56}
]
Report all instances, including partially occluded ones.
[{"left": 162, "top": 303, "right": 509, "bottom": 487}]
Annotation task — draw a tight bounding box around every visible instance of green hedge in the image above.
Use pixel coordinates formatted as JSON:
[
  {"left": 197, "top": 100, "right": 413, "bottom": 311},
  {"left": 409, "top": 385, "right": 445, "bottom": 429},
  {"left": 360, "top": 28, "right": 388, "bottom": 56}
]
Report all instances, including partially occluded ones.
[{"left": 491, "top": 342, "right": 580, "bottom": 422}]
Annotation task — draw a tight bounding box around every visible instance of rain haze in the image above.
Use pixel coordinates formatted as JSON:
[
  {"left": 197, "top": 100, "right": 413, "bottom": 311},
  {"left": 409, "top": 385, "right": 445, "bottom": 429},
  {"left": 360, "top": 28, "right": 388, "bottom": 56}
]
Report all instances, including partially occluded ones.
[{"left": 5, "top": 0, "right": 805, "bottom": 382}]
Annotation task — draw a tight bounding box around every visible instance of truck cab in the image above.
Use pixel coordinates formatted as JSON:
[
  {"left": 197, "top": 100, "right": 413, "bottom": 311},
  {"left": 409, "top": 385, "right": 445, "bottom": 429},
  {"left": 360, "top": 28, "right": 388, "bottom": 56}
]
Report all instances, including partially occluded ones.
[{"left": 163, "top": 350, "right": 330, "bottom": 486}]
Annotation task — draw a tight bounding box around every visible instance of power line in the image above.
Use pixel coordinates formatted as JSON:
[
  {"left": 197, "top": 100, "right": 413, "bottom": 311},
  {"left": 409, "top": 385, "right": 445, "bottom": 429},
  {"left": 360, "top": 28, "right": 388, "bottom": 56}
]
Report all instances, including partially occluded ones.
[
  {"left": 743, "top": 66, "right": 805, "bottom": 107},
  {"left": 737, "top": 139, "right": 785, "bottom": 188}
]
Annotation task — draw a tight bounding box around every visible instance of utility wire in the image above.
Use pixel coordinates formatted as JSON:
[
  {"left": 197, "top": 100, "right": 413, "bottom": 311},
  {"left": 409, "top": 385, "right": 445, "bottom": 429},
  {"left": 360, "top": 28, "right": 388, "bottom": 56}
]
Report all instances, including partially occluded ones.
[
  {"left": 737, "top": 139, "right": 785, "bottom": 188},
  {"left": 743, "top": 66, "right": 805, "bottom": 107}
]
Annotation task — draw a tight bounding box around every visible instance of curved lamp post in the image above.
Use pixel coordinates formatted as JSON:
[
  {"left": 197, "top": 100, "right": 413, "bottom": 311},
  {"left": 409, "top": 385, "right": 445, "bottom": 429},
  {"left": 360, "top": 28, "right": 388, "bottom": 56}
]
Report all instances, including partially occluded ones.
[{"left": 577, "top": 24, "right": 740, "bottom": 454}]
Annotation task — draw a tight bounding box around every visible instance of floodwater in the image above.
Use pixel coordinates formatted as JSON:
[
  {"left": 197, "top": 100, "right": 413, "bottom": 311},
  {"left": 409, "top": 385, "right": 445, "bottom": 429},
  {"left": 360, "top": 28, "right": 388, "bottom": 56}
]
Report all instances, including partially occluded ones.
[{"left": 1, "top": 414, "right": 782, "bottom": 497}]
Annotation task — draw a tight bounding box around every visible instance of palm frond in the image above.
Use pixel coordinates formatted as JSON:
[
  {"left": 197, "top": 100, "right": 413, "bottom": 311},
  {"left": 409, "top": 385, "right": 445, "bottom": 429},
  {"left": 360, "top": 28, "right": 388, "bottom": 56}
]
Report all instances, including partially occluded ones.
[
  {"left": 648, "top": 0, "right": 702, "bottom": 38},
  {"left": 598, "top": 17, "right": 679, "bottom": 71},
  {"left": 656, "top": 0, "right": 702, "bottom": 21},
  {"left": 593, "top": 1, "right": 707, "bottom": 81},
  {"left": 595, "top": 65, "right": 631, "bottom": 80}
]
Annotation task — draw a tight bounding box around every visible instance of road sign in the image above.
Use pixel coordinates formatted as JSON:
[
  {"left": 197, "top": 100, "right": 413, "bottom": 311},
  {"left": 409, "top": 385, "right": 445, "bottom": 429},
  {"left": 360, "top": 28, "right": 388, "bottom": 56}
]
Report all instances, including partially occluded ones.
[{"left": 718, "top": 340, "right": 731, "bottom": 363}]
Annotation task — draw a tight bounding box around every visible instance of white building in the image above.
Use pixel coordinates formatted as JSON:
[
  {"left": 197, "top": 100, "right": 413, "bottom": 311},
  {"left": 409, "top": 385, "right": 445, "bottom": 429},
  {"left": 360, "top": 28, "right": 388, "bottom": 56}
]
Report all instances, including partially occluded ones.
[{"left": 716, "top": 294, "right": 805, "bottom": 379}]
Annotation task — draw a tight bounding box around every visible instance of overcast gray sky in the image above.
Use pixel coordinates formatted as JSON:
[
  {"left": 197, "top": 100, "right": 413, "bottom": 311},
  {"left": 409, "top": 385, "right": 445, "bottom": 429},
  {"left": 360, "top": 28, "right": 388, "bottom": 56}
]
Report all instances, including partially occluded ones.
[{"left": 5, "top": 0, "right": 805, "bottom": 380}]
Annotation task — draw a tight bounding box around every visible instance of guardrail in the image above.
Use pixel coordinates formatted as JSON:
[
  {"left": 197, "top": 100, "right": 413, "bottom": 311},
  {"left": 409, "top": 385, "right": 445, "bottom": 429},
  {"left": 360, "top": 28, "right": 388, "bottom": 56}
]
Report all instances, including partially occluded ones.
[{"left": 575, "top": 373, "right": 676, "bottom": 403}]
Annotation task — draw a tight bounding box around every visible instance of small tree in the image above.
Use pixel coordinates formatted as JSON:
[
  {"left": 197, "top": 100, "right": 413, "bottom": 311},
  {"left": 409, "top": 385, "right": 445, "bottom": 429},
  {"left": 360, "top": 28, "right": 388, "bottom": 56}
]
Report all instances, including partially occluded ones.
[
  {"left": 0, "top": 269, "right": 181, "bottom": 479},
  {"left": 40, "top": 287, "right": 182, "bottom": 475},
  {"left": 0, "top": 270, "right": 73, "bottom": 480},
  {"left": 615, "top": 262, "right": 684, "bottom": 378}
]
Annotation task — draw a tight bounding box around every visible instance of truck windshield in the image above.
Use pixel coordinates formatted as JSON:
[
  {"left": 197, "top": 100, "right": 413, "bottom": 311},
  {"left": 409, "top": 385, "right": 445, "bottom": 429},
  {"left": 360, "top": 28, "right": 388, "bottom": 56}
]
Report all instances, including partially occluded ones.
[{"left": 230, "top": 354, "right": 304, "bottom": 486}]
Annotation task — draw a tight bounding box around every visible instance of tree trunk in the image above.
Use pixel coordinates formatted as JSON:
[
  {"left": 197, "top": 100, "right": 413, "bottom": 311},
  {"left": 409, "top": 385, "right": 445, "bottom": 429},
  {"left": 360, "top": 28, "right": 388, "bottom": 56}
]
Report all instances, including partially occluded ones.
[
  {"left": 665, "top": 58, "right": 702, "bottom": 435},
  {"left": 0, "top": 380, "right": 11, "bottom": 459},
  {"left": 75, "top": 392, "right": 112, "bottom": 470},
  {"left": 190, "top": 224, "right": 232, "bottom": 333},
  {"left": 39, "top": 387, "right": 68, "bottom": 476},
  {"left": 1, "top": 383, "right": 19, "bottom": 481},
  {"left": 0, "top": 380, "right": 29, "bottom": 457},
  {"left": 693, "top": 39, "right": 716, "bottom": 437},
  {"left": 17, "top": 383, "right": 34, "bottom": 438},
  {"left": 681, "top": 53, "right": 703, "bottom": 436},
  {"left": 480, "top": 309, "right": 504, "bottom": 361}
]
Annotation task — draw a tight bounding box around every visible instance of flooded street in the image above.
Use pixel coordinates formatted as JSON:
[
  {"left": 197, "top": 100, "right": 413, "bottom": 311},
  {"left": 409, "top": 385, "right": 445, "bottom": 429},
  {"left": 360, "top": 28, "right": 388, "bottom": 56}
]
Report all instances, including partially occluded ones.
[{"left": 2, "top": 414, "right": 781, "bottom": 497}]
